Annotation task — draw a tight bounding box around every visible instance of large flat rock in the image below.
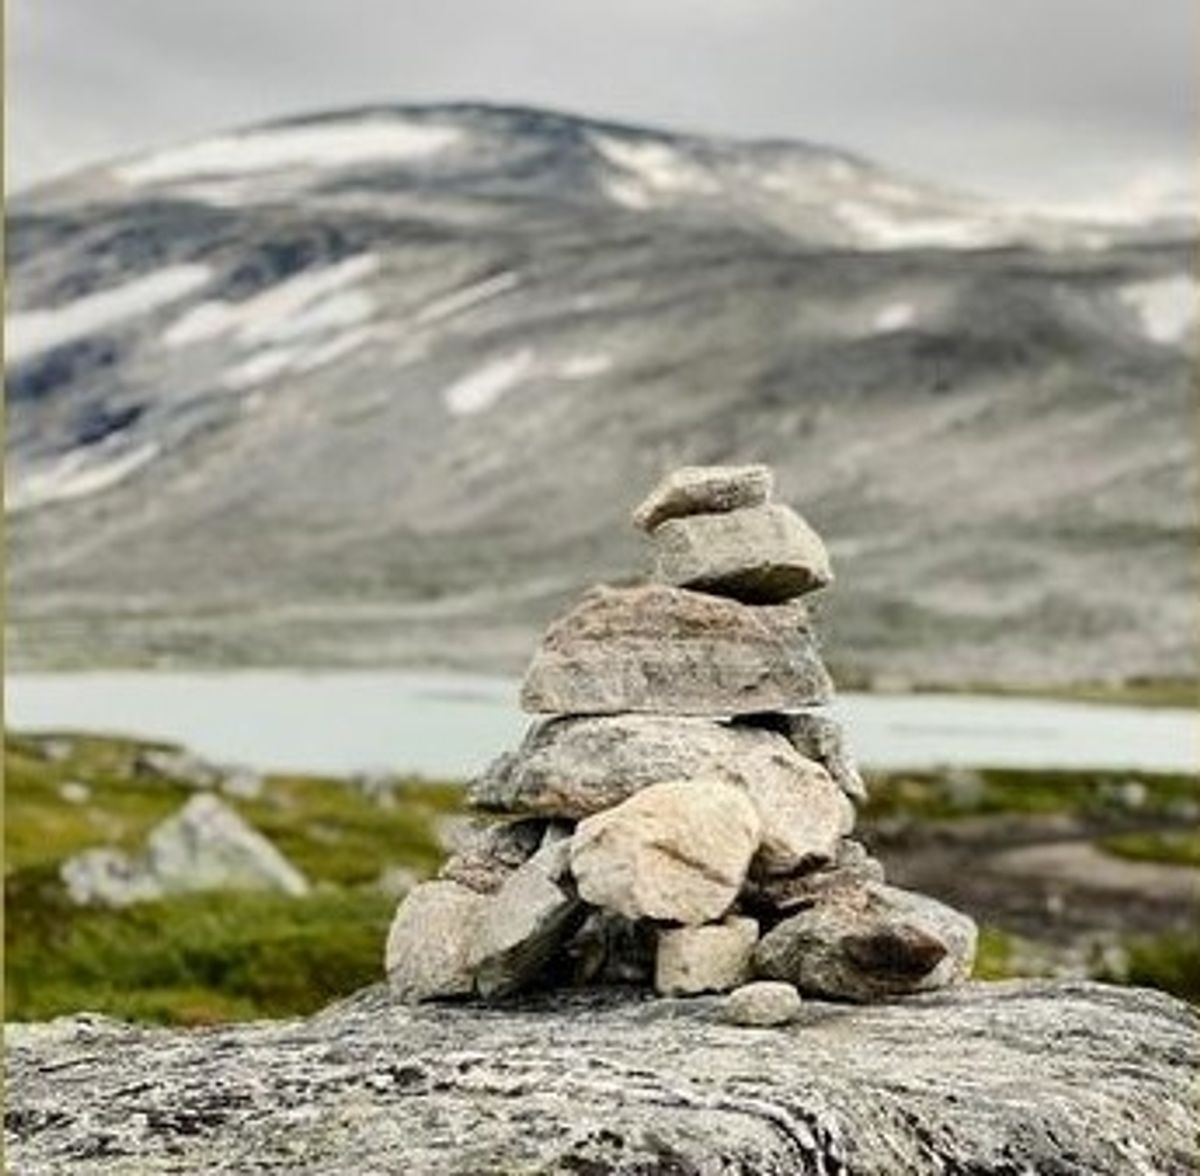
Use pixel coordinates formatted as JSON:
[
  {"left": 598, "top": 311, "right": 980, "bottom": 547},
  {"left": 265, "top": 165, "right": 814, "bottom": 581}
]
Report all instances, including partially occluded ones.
[
  {"left": 520, "top": 584, "right": 833, "bottom": 715},
  {"left": 6, "top": 982, "right": 1197, "bottom": 1174}
]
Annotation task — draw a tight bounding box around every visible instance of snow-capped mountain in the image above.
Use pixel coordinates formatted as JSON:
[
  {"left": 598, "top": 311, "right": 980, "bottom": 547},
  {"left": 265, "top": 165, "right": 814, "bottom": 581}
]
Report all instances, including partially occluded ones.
[{"left": 7, "top": 103, "right": 1196, "bottom": 686}]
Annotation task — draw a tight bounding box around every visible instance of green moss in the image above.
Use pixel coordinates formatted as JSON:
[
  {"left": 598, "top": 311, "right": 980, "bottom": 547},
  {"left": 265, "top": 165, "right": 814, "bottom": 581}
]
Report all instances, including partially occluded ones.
[
  {"left": 5, "top": 864, "right": 397, "bottom": 1024},
  {"left": 1099, "top": 830, "right": 1200, "bottom": 869},
  {"left": 1107, "top": 932, "right": 1200, "bottom": 1004},
  {"left": 972, "top": 926, "right": 1019, "bottom": 980},
  {"left": 863, "top": 767, "right": 1200, "bottom": 822}
]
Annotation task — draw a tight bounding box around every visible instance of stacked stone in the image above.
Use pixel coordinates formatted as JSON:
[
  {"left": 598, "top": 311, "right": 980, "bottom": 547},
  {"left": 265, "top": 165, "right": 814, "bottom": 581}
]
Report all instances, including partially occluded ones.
[{"left": 385, "top": 465, "right": 977, "bottom": 1009}]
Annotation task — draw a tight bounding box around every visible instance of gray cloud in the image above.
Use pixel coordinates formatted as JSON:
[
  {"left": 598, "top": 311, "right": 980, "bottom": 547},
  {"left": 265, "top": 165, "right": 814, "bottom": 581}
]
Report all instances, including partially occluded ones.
[{"left": 8, "top": 0, "right": 1195, "bottom": 208}]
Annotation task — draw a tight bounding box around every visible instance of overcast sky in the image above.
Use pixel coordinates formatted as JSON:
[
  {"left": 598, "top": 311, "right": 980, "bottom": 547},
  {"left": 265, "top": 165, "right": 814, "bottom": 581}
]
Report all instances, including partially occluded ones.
[{"left": 8, "top": 0, "right": 1196, "bottom": 212}]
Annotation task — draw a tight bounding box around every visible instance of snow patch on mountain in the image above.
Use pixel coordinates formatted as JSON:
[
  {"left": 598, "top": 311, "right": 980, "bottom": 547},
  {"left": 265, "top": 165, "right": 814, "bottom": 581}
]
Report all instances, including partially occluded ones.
[
  {"left": 8, "top": 265, "right": 212, "bottom": 363},
  {"left": 873, "top": 302, "right": 917, "bottom": 332},
  {"left": 8, "top": 442, "right": 160, "bottom": 514},
  {"left": 165, "top": 255, "right": 378, "bottom": 348},
  {"left": 416, "top": 272, "right": 520, "bottom": 324},
  {"left": 1119, "top": 275, "right": 1197, "bottom": 344},
  {"left": 590, "top": 133, "right": 717, "bottom": 208},
  {"left": 442, "top": 350, "right": 534, "bottom": 416},
  {"left": 116, "top": 120, "right": 461, "bottom": 185},
  {"left": 558, "top": 353, "right": 613, "bottom": 379},
  {"left": 836, "top": 201, "right": 1003, "bottom": 251}
]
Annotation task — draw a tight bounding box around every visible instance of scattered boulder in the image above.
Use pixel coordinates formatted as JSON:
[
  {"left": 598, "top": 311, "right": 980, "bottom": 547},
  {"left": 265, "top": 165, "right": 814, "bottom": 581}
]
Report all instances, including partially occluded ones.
[
  {"left": 722, "top": 980, "right": 803, "bottom": 1027},
  {"left": 652, "top": 503, "right": 832, "bottom": 602},
  {"left": 570, "top": 779, "right": 762, "bottom": 924},
  {"left": 754, "top": 882, "right": 977, "bottom": 1001},
  {"left": 60, "top": 794, "right": 309, "bottom": 907},
  {"left": 57, "top": 780, "right": 91, "bottom": 805},
  {"left": 473, "top": 840, "right": 582, "bottom": 999},
  {"left": 384, "top": 880, "right": 490, "bottom": 1002},
  {"left": 631, "top": 463, "right": 773, "bottom": 532},
  {"left": 655, "top": 916, "right": 758, "bottom": 995},
  {"left": 520, "top": 584, "right": 832, "bottom": 715}
]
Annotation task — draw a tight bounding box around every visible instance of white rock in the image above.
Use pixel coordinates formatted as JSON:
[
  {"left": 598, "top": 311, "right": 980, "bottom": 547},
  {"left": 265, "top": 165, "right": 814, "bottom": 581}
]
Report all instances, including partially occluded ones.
[
  {"left": 570, "top": 779, "right": 762, "bottom": 924},
  {"left": 655, "top": 917, "right": 759, "bottom": 996},
  {"left": 722, "top": 981, "right": 803, "bottom": 1027},
  {"left": 632, "top": 465, "right": 773, "bottom": 532}
]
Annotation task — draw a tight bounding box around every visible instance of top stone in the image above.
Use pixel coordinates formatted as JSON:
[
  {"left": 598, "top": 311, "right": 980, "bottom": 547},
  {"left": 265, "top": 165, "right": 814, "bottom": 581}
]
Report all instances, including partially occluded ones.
[{"left": 632, "top": 465, "right": 773, "bottom": 533}]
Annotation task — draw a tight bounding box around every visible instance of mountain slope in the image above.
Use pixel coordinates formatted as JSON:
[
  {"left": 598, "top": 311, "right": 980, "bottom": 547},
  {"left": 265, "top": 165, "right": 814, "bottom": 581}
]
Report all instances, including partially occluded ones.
[{"left": 7, "top": 103, "right": 1196, "bottom": 686}]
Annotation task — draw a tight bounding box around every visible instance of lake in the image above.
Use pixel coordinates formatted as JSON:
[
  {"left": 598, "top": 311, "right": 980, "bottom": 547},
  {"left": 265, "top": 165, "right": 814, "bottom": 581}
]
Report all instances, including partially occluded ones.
[{"left": 5, "top": 670, "right": 1196, "bottom": 778}]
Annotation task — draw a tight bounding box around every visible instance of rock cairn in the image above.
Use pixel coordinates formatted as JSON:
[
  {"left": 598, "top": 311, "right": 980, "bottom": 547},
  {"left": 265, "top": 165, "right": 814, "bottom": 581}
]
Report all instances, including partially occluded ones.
[{"left": 385, "top": 464, "right": 977, "bottom": 1006}]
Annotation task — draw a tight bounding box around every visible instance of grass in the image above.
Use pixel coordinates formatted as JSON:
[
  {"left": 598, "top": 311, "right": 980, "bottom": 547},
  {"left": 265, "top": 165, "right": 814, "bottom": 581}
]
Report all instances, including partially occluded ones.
[
  {"left": 862, "top": 766, "right": 1200, "bottom": 823},
  {"left": 1100, "top": 830, "right": 1200, "bottom": 869},
  {"left": 4, "top": 731, "right": 464, "bottom": 1025}
]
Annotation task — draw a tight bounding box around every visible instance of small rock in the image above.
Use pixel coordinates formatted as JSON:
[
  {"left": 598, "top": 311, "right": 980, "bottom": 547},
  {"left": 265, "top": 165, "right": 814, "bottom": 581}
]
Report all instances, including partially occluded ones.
[
  {"left": 133, "top": 747, "right": 221, "bottom": 789},
  {"left": 653, "top": 504, "right": 832, "bottom": 602},
  {"left": 385, "top": 880, "right": 490, "bottom": 1002},
  {"left": 520, "top": 585, "right": 833, "bottom": 716},
  {"left": 58, "top": 780, "right": 91, "bottom": 805},
  {"left": 722, "top": 981, "right": 803, "bottom": 1027},
  {"left": 632, "top": 464, "right": 773, "bottom": 532},
  {"left": 747, "top": 759, "right": 854, "bottom": 876},
  {"left": 570, "top": 778, "right": 762, "bottom": 924},
  {"left": 655, "top": 916, "right": 759, "bottom": 996},
  {"left": 438, "top": 819, "right": 548, "bottom": 894},
  {"left": 753, "top": 882, "right": 977, "bottom": 1001},
  {"left": 742, "top": 838, "right": 886, "bottom": 914},
  {"left": 736, "top": 711, "right": 867, "bottom": 804},
  {"left": 473, "top": 839, "right": 582, "bottom": 999}
]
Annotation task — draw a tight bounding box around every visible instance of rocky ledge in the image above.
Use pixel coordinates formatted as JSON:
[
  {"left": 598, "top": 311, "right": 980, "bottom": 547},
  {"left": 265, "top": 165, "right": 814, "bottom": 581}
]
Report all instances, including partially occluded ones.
[{"left": 6, "top": 980, "right": 1197, "bottom": 1174}]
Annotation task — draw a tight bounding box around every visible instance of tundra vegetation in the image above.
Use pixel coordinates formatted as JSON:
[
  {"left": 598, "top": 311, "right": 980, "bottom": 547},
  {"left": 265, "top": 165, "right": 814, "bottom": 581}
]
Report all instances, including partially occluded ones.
[{"left": 6, "top": 729, "right": 1197, "bottom": 1022}]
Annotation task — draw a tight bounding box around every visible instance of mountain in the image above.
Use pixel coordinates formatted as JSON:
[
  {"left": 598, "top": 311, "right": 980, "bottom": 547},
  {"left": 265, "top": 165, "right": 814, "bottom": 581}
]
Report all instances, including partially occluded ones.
[{"left": 7, "top": 103, "right": 1196, "bottom": 687}]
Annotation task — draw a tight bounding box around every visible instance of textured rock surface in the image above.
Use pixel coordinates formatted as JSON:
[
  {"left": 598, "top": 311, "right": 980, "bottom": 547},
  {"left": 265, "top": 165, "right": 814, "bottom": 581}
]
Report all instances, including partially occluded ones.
[
  {"left": 469, "top": 716, "right": 841, "bottom": 841},
  {"left": 743, "top": 838, "right": 886, "bottom": 914},
  {"left": 652, "top": 503, "right": 833, "bottom": 602},
  {"left": 60, "top": 793, "right": 308, "bottom": 906},
  {"left": 655, "top": 916, "right": 758, "bottom": 995},
  {"left": 746, "top": 758, "right": 855, "bottom": 875},
  {"left": 565, "top": 910, "right": 657, "bottom": 986},
  {"left": 436, "top": 817, "right": 548, "bottom": 894},
  {"left": 521, "top": 584, "right": 833, "bottom": 715},
  {"left": 570, "top": 779, "right": 762, "bottom": 924},
  {"left": 739, "top": 710, "right": 869, "bottom": 803},
  {"left": 723, "top": 980, "right": 804, "bottom": 1026},
  {"left": 631, "top": 464, "right": 773, "bottom": 532},
  {"left": 7, "top": 982, "right": 1197, "bottom": 1174},
  {"left": 473, "top": 841, "right": 582, "bottom": 999},
  {"left": 755, "top": 882, "right": 977, "bottom": 1001},
  {"left": 383, "top": 881, "right": 490, "bottom": 1001}
]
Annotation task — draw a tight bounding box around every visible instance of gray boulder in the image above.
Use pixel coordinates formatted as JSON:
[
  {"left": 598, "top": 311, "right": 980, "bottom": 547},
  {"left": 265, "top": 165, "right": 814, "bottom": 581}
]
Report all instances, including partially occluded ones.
[
  {"left": 722, "top": 980, "right": 804, "bottom": 1027},
  {"left": 60, "top": 794, "right": 309, "bottom": 906},
  {"left": 655, "top": 916, "right": 759, "bottom": 996},
  {"left": 738, "top": 710, "right": 868, "bottom": 803},
  {"left": 520, "top": 584, "right": 833, "bottom": 715},
  {"left": 570, "top": 778, "right": 762, "bottom": 924},
  {"left": 7, "top": 982, "right": 1197, "bottom": 1174},
  {"left": 384, "top": 880, "right": 490, "bottom": 1002},
  {"left": 631, "top": 463, "right": 773, "bottom": 532},
  {"left": 754, "top": 882, "right": 977, "bottom": 1001},
  {"left": 473, "top": 840, "right": 582, "bottom": 999},
  {"left": 652, "top": 503, "right": 832, "bottom": 602}
]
